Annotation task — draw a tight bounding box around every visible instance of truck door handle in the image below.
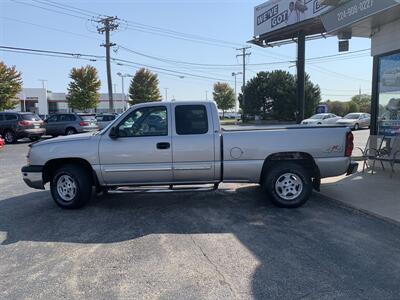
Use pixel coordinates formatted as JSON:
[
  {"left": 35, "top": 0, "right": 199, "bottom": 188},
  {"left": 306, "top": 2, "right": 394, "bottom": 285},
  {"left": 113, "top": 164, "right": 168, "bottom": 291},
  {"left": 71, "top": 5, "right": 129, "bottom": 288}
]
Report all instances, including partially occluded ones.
[{"left": 156, "top": 142, "right": 170, "bottom": 150}]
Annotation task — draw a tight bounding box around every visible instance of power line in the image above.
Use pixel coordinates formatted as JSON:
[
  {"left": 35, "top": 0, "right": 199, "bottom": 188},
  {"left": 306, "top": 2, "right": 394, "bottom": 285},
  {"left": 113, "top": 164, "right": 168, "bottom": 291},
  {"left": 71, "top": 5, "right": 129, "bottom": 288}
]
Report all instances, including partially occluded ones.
[
  {"left": 0, "top": 45, "right": 235, "bottom": 83},
  {"left": 41, "top": 0, "right": 102, "bottom": 17},
  {"left": 13, "top": 0, "right": 244, "bottom": 49},
  {"left": 31, "top": 0, "right": 94, "bottom": 18},
  {"left": 0, "top": 48, "right": 101, "bottom": 61},
  {"left": 0, "top": 16, "right": 100, "bottom": 41},
  {"left": 11, "top": 0, "right": 89, "bottom": 20}
]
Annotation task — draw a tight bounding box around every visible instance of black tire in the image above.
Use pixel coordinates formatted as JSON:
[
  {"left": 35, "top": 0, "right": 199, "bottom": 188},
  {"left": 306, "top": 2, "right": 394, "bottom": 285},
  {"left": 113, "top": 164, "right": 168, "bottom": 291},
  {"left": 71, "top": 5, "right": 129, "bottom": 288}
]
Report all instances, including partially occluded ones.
[
  {"left": 4, "top": 130, "right": 17, "bottom": 144},
  {"left": 29, "top": 136, "right": 40, "bottom": 142},
  {"left": 263, "top": 162, "right": 312, "bottom": 208},
  {"left": 65, "top": 128, "right": 77, "bottom": 135},
  {"left": 353, "top": 123, "right": 359, "bottom": 131},
  {"left": 50, "top": 164, "right": 92, "bottom": 209}
]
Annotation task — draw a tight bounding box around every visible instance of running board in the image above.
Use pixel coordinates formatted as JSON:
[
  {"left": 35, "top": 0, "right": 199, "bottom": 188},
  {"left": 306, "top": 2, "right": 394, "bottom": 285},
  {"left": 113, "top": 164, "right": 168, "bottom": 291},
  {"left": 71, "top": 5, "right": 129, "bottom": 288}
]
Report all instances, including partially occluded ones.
[{"left": 107, "top": 183, "right": 219, "bottom": 194}]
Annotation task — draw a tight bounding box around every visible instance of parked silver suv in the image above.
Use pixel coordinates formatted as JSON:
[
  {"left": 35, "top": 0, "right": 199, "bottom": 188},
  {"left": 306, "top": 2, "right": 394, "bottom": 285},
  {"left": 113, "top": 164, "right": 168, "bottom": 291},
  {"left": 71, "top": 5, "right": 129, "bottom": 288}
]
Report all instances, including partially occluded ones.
[{"left": 44, "top": 113, "right": 98, "bottom": 136}]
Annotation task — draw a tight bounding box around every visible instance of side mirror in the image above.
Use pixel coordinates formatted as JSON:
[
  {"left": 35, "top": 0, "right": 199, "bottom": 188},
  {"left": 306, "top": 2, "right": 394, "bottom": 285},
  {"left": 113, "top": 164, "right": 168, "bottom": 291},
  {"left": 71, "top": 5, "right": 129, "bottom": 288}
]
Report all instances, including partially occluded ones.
[{"left": 109, "top": 126, "right": 119, "bottom": 139}]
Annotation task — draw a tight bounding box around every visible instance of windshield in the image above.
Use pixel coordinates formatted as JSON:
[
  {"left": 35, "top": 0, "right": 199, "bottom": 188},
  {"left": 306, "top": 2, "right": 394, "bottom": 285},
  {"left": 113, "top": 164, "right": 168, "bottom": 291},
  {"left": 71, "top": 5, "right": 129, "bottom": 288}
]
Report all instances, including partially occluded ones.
[
  {"left": 344, "top": 114, "right": 361, "bottom": 119},
  {"left": 310, "top": 114, "right": 325, "bottom": 119},
  {"left": 21, "top": 114, "right": 41, "bottom": 121}
]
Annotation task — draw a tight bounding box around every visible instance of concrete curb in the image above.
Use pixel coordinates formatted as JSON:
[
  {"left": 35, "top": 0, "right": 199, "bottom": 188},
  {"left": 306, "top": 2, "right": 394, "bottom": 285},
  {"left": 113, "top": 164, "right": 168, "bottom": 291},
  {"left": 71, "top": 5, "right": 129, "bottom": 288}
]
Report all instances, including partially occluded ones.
[{"left": 317, "top": 192, "right": 400, "bottom": 228}]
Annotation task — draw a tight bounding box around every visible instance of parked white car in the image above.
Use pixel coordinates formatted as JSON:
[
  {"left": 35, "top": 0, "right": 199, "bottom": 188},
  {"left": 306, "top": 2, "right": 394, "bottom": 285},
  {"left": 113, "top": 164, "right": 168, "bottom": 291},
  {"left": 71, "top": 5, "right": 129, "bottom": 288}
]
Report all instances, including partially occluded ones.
[
  {"left": 301, "top": 113, "right": 342, "bottom": 125},
  {"left": 336, "top": 113, "right": 371, "bottom": 130}
]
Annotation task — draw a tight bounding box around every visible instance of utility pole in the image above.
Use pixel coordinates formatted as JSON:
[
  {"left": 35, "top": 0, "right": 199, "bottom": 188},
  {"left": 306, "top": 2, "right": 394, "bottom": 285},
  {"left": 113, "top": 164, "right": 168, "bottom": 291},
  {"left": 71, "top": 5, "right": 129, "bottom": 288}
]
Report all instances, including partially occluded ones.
[
  {"left": 97, "top": 16, "right": 119, "bottom": 113},
  {"left": 232, "top": 72, "right": 242, "bottom": 115},
  {"left": 205, "top": 90, "right": 209, "bottom": 101},
  {"left": 236, "top": 47, "right": 251, "bottom": 118},
  {"left": 38, "top": 79, "right": 47, "bottom": 89},
  {"left": 164, "top": 88, "right": 169, "bottom": 101},
  {"left": 296, "top": 30, "right": 306, "bottom": 124}
]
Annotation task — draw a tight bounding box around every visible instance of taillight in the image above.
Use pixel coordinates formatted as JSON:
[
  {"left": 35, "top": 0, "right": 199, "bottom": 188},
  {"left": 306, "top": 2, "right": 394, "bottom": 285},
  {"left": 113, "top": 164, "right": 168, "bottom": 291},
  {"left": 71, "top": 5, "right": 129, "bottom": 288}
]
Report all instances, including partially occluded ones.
[
  {"left": 79, "top": 121, "right": 89, "bottom": 126},
  {"left": 345, "top": 131, "right": 354, "bottom": 157},
  {"left": 18, "top": 121, "right": 32, "bottom": 126}
]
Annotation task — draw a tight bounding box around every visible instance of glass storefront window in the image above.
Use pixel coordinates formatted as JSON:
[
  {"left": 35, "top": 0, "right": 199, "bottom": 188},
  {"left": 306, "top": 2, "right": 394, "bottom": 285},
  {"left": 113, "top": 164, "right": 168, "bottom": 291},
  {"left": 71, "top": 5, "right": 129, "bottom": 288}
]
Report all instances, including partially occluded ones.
[{"left": 378, "top": 52, "right": 400, "bottom": 136}]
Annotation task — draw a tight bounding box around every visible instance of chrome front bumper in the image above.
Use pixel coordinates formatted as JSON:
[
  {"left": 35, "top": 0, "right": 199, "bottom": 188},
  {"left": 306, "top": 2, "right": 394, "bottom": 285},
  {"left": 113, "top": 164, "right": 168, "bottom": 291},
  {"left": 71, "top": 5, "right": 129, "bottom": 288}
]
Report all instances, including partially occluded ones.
[{"left": 21, "top": 165, "right": 45, "bottom": 190}]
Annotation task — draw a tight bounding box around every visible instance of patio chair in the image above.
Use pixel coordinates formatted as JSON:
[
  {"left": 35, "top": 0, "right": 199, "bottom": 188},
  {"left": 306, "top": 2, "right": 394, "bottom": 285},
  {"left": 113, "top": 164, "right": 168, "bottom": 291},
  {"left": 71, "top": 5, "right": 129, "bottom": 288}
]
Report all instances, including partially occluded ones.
[
  {"left": 356, "top": 135, "right": 385, "bottom": 174},
  {"left": 373, "top": 136, "right": 400, "bottom": 178}
]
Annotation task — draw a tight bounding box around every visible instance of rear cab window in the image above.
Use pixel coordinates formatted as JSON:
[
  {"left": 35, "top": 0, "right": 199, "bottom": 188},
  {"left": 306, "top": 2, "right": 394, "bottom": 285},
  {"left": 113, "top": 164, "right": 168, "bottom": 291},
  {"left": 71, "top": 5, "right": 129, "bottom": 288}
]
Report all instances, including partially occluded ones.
[{"left": 175, "top": 105, "right": 208, "bottom": 135}]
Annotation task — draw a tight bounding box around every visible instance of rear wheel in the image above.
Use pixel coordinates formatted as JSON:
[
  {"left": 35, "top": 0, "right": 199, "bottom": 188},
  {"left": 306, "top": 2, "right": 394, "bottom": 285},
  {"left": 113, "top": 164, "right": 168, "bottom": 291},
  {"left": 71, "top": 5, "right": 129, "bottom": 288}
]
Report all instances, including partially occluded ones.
[
  {"left": 354, "top": 123, "right": 359, "bottom": 131},
  {"left": 4, "top": 130, "right": 16, "bottom": 144},
  {"left": 263, "top": 162, "right": 312, "bottom": 208},
  {"left": 65, "top": 128, "right": 77, "bottom": 135},
  {"left": 50, "top": 164, "right": 92, "bottom": 209}
]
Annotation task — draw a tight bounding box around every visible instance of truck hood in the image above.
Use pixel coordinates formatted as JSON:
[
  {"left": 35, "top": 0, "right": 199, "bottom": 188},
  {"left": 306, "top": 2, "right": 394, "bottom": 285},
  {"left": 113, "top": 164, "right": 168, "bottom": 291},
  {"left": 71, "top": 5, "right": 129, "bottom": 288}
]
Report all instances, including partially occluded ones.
[{"left": 34, "top": 132, "right": 96, "bottom": 146}]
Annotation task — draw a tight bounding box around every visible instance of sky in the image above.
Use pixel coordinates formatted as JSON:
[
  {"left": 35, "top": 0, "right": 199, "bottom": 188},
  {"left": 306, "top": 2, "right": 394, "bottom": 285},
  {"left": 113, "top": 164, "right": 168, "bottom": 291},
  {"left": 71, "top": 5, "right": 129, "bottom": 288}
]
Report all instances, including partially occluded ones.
[{"left": 0, "top": 0, "right": 373, "bottom": 102}]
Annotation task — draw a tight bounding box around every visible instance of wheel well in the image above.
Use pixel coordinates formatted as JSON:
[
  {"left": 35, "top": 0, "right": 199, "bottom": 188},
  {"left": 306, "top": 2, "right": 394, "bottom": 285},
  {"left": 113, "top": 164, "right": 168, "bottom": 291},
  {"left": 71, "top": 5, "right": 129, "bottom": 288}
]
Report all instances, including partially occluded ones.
[
  {"left": 260, "top": 152, "right": 321, "bottom": 190},
  {"left": 43, "top": 158, "right": 99, "bottom": 187}
]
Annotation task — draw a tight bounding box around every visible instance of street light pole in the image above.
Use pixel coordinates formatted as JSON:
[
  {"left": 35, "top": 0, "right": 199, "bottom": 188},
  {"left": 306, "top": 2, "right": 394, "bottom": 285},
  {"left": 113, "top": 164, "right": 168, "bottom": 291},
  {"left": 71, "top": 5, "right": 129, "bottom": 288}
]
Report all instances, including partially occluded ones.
[
  {"left": 164, "top": 88, "right": 169, "bottom": 101},
  {"left": 232, "top": 72, "right": 242, "bottom": 115},
  {"left": 117, "top": 72, "right": 133, "bottom": 111}
]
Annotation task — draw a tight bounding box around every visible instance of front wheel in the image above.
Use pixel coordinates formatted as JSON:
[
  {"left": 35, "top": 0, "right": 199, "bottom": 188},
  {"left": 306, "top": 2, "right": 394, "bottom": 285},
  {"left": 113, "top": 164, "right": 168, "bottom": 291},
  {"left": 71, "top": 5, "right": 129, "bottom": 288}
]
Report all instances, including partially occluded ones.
[
  {"left": 263, "top": 162, "right": 312, "bottom": 208},
  {"left": 353, "top": 123, "right": 359, "bottom": 131},
  {"left": 50, "top": 164, "right": 92, "bottom": 209}
]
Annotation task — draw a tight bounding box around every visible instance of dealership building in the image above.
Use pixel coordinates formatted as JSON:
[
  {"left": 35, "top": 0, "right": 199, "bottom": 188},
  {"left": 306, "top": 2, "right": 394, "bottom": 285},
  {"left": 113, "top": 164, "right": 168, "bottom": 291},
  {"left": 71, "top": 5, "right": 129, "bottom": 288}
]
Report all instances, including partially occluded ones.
[
  {"left": 15, "top": 88, "right": 128, "bottom": 114},
  {"left": 252, "top": 0, "right": 400, "bottom": 137}
]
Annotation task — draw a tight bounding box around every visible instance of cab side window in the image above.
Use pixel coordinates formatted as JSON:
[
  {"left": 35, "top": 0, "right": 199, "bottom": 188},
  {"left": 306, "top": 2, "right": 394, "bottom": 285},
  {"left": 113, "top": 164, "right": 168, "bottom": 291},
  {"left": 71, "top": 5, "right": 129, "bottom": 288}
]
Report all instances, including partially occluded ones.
[
  {"left": 118, "top": 106, "right": 168, "bottom": 137},
  {"left": 175, "top": 105, "right": 208, "bottom": 135}
]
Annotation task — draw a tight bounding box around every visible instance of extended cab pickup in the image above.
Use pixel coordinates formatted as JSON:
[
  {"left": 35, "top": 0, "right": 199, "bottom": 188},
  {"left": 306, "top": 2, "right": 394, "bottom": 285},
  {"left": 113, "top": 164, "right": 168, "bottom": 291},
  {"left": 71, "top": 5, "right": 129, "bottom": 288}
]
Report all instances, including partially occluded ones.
[{"left": 22, "top": 101, "right": 357, "bottom": 209}]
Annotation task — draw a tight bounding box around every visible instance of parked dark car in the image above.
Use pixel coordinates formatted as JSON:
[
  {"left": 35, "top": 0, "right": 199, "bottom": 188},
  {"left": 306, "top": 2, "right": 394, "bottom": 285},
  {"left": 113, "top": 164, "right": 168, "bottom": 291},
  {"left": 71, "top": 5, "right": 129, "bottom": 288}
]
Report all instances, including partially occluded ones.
[
  {"left": 44, "top": 113, "right": 99, "bottom": 137},
  {"left": 0, "top": 112, "right": 45, "bottom": 143}
]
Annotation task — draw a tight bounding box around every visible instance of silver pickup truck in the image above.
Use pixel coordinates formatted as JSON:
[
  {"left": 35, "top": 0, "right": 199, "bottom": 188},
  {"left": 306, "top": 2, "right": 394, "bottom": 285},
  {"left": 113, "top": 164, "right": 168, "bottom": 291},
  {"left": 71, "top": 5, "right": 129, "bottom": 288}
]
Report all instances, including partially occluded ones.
[{"left": 22, "top": 101, "right": 357, "bottom": 209}]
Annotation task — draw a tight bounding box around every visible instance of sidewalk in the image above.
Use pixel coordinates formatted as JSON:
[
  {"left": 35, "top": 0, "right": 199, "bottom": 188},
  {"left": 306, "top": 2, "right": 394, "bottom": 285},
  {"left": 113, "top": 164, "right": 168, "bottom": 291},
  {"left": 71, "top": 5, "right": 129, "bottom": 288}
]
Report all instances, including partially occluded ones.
[{"left": 320, "top": 164, "right": 400, "bottom": 224}]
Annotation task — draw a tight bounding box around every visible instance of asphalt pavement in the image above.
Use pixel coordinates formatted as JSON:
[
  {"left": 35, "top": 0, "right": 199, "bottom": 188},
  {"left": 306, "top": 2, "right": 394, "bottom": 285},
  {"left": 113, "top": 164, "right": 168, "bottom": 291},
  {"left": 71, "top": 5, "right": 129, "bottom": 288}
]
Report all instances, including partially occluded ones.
[{"left": 1, "top": 139, "right": 400, "bottom": 299}]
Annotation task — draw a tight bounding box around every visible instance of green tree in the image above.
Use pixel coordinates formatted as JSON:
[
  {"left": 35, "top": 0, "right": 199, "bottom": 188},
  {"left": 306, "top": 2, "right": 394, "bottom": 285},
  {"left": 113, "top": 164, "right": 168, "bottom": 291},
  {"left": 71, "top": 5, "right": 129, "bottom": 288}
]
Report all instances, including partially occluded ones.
[
  {"left": 351, "top": 94, "right": 371, "bottom": 113},
  {"left": 327, "top": 101, "right": 348, "bottom": 116},
  {"left": 0, "top": 61, "right": 23, "bottom": 111},
  {"left": 347, "top": 101, "right": 360, "bottom": 113},
  {"left": 240, "top": 70, "right": 320, "bottom": 121},
  {"left": 239, "top": 71, "right": 294, "bottom": 120},
  {"left": 128, "top": 68, "right": 162, "bottom": 105},
  {"left": 66, "top": 65, "right": 101, "bottom": 111},
  {"left": 213, "top": 82, "right": 235, "bottom": 117}
]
